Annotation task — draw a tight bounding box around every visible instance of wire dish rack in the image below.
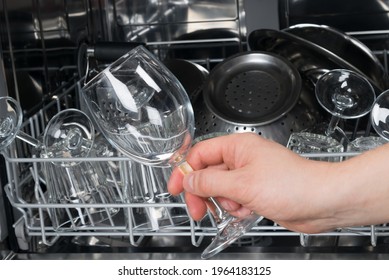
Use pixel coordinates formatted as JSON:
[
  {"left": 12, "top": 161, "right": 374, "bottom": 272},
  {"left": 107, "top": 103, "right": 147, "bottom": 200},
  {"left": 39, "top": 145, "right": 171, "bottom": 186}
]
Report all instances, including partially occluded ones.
[{"left": 3, "top": 77, "right": 389, "bottom": 251}]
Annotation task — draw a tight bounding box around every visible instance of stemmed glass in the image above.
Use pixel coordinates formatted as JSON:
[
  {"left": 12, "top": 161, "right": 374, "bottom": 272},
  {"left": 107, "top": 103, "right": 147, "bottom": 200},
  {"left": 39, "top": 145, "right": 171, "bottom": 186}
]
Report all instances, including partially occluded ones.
[
  {"left": 346, "top": 87, "right": 389, "bottom": 153},
  {"left": 42, "top": 108, "right": 94, "bottom": 229},
  {"left": 0, "top": 96, "right": 42, "bottom": 151},
  {"left": 315, "top": 69, "right": 376, "bottom": 139},
  {"left": 0, "top": 97, "right": 119, "bottom": 229},
  {"left": 0, "top": 96, "right": 22, "bottom": 151},
  {"left": 288, "top": 69, "right": 376, "bottom": 161},
  {"left": 0, "top": 97, "right": 115, "bottom": 229},
  {"left": 81, "top": 45, "right": 263, "bottom": 259},
  {"left": 349, "top": 88, "right": 389, "bottom": 151},
  {"left": 346, "top": 88, "right": 389, "bottom": 153},
  {"left": 371, "top": 89, "right": 389, "bottom": 141},
  {"left": 347, "top": 136, "right": 387, "bottom": 153},
  {"left": 0, "top": 95, "right": 89, "bottom": 211},
  {"left": 42, "top": 109, "right": 119, "bottom": 229}
]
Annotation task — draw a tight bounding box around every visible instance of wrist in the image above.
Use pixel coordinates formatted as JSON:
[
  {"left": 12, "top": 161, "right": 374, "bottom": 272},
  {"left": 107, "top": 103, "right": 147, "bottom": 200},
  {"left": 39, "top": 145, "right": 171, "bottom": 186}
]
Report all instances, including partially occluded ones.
[{"left": 324, "top": 146, "right": 389, "bottom": 228}]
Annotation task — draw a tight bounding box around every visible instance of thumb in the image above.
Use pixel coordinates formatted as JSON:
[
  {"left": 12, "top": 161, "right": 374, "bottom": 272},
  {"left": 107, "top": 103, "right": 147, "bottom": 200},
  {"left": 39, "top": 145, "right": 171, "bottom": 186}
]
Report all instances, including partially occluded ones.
[{"left": 183, "top": 168, "right": 243, "bottom": 202}]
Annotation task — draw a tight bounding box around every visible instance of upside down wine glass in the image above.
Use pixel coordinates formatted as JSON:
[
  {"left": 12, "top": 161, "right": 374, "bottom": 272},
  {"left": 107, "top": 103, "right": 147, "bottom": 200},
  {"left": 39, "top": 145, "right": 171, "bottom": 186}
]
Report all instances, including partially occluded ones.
[
  {"left": 346, "top": 89, "right": 389, "bottom": 153},
  {"left": 81, "top": 45, "right": 263, "bottom": 259},
  {"left": 371, "top": 89, "right": 389, "bottom": 141},
  {"left": 43, "top": 109, "right": 120, "bottom": 229},
  {"left": 288, "top": 69, "right": 376, "bottom": 161},
  {"left": 0, "top": 96, "right": 96, "bottom": 158},
  {"left": 0, "top": 96, "right": 118, "bottom": 229},
  {"left": 0, "top": 96, "right": 42, "bottom": 152},
  {"left": 315, "top": 69, "right": 376, "bottom": 140}
]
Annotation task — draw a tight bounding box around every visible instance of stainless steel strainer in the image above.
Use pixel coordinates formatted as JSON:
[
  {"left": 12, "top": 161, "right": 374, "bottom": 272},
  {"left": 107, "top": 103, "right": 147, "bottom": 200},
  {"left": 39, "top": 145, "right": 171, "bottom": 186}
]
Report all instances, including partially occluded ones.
[
  {"left": 194, "top": 51, "right": 323, "bottom": 145},
  {"left": 203, "top": 51, "right": 301, "bottom": 125}
]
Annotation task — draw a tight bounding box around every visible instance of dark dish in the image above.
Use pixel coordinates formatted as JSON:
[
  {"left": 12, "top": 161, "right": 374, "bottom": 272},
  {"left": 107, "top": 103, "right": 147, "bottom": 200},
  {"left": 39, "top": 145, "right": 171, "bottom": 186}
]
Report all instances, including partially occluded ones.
[
  {"left": 284, "top": 23, "right": 389, "bottom": 90},
  {"left": 248, "top": 28, "right": 384, "bottom": 94},
  {"left": 163, "top": 59, "right": 209, "bottom": 104}
]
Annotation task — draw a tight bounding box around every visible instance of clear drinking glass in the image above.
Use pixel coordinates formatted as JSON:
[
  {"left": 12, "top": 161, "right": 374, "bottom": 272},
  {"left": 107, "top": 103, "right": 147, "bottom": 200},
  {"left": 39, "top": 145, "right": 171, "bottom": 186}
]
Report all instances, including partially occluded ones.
[
  {"left": 287, "top": 131, "right": 344, "bottom": 162},
  {"left": 315, "top": 69, "right": 376, "bottom": 137},
  {"left": 347, "top": 136, "right": 387, "bottom": 153},
  {"left": 347, "top": 88, "right": 389, "bottom": 154},
  {"left": 288, "top": 69, "right": 376, "bottom": 161},
  {"left": 42, "top": 109, "right": 119, "bottom": 229},
  {"left": 371, "top": 89, "right": 389, "bottom": 141},
  {"left": 122, "top": 160, "right": 189, "bottom": 232},
  {"left": 81, "top": 45, "right": 263, "bottom": 259},
  {"left": 89, "top": 133, "right": 124, "bottom": 203},
  {"left": 0, "top": 96, "right": 42, "bottom": 151},
  {"left": 0, "top": 96, "right": 23, "bottom": 151},
  {"left": 0, "top": 96, "right": 52, "bottom": 213},
  {"left": 0, "top": 97, "right": 119, "bottom": 229}
]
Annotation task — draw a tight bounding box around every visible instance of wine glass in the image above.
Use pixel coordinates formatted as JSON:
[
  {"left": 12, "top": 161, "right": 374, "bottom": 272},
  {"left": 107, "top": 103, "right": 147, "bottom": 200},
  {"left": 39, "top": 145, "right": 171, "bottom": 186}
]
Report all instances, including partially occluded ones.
[
  {"left": 43, "top": 108, "right": 94, "bottom": 167},
  {"left": 371, "top": 89, "right": 389, "bottom": 141},
  {"left": 0, "top": 96, "right": 42, "bottom": 151},
  {"left": 346, "top": 88, "right": 389, "bottom": 153},
  {"left": 0, "top": 96, "right": 22, "bottom": 151},
  {"left": 42, "top": 109, "right": 119, "bottom": 229},
  {"left": 288, "top": 69, "right": 376, "bottom": 161},
  {"left": 347, "top": 88, "right": 389, "bottom": 153},
  {"left": 81, "top": 45, "right": 263, "bottom": 259},
  {"left": 315, "top": 69, "right": 376, "bottom": 138},
  {"left": 0, "top": 97, "right": 119, "bottom": 230}
]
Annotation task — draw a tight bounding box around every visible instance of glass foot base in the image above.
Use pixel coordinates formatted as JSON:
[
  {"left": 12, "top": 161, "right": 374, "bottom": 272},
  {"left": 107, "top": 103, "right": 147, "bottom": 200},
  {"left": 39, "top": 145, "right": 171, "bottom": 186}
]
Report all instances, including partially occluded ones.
[
  {"left": 287, "top": 132, "right": 344, "bottom": 162},
  {"left": 347, "top": 136, "right": 387, "bottom": 152},
  {"left": 201, "top": 214, "right": 263, "bottom": 259}
]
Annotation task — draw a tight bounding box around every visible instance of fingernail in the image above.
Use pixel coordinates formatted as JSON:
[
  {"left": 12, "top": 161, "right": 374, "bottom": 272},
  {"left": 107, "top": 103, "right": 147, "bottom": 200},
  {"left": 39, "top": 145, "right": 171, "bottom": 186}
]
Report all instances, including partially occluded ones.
[{"left": 184, "top": 173, "right": 194, "bottom": 192}]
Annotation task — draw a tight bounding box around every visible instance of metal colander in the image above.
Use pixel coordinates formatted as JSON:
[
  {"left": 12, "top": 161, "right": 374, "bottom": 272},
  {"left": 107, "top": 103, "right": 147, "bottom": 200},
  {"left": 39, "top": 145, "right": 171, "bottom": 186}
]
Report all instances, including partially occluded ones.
[
  {"left": 224, "top": 70, "right": 282, "bottom": 120},
  {"left": 194, "top": 51, "right": 323, "bottom": 145}
]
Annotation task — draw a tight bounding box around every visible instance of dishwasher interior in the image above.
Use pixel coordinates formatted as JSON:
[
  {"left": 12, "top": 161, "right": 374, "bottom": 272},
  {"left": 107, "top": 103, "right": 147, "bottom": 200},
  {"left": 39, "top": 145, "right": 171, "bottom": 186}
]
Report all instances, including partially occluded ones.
[{"left": 2, "top": 0, "right": 389, "bottom": 260}]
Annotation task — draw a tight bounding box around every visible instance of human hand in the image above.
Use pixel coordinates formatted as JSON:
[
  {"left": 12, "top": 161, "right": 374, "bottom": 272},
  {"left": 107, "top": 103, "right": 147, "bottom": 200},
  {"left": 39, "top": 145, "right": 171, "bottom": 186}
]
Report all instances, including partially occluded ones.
[{"left": 168, "top": 133, "right": 344, "bottom": 233}]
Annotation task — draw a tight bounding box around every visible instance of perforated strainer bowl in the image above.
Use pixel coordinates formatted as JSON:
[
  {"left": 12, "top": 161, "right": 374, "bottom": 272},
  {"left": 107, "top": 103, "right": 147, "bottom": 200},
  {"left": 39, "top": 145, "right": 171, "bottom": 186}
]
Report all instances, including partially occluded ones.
[{"left": 194, "top": 51, "right": 323, "bottom": 145}]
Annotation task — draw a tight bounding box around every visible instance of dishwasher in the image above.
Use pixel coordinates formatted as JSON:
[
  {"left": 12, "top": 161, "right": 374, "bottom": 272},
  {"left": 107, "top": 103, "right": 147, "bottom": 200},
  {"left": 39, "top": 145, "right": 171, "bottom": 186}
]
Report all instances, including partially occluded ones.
[{"left": 1, "top": 0, "right": 389, "bottom": 260}]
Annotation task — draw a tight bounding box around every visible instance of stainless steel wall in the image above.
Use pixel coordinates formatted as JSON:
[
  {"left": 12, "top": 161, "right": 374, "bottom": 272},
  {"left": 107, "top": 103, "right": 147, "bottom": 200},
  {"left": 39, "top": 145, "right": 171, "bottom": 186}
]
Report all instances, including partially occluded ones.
[
  {"left": 0, "top": 0, "right": 246, "bottom": 114},
  {"left": 279, "top": 0, "right": 389, "bottom": 32}
]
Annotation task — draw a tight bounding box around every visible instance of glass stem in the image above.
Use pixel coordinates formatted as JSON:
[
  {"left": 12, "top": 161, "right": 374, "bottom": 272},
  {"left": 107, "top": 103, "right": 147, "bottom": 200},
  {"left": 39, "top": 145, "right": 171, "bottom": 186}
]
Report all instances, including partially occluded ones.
[
  {"left": 205, "top": 197, "right": 234, "bottom": 228},
  {"left": 178, "top": 160, "right": 234, "bottom": 227},
  {"left": 16, "top": 130, "right": 42, "bottom": 148},
  {"left": 325, "top": 115, "right": 340, "bottom": 136}
]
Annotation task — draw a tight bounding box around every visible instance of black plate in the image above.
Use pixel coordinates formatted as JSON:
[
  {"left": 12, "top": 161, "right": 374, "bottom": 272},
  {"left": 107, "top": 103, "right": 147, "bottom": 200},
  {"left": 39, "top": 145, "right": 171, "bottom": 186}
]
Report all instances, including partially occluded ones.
[
  {"left": 163, "top": 59, "right": 209, "bottom": 104},
  {"left": 248, "top": 29, "right": 383, "bottom": 94},
  {"left": 284, "top": 23, "right": 389, "bottom": 91}
]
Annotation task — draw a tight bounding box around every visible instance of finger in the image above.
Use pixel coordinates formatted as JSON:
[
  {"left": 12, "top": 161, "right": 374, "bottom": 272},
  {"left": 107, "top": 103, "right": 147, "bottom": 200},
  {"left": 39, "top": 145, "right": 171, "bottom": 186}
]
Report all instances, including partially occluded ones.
[
  {"left": 167, "top": 167, "right": 184, "bottom": 195},
  {"left": 186, "top": 134, "right": 244, "bottom": 170},
  {"left": 217, "top": 197, "right": 241, "bottom": 212},
  {"left": 228, "top": 206, "right": 253, "bottom": 218},
  {"left": 168, "top": 160, "right": 229, "bottom": 196},
  {"left": 184, "top": 192, "right": 208, "bottom": 221},
  {"left": 183, "top": 168, "right": 245, "bottom": 204},
  {"left": 212, "top": 197, "right": 253, "bottom": 219},
  {"left": 205, "top": 163, "right": 229, "bottom": 171}
]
